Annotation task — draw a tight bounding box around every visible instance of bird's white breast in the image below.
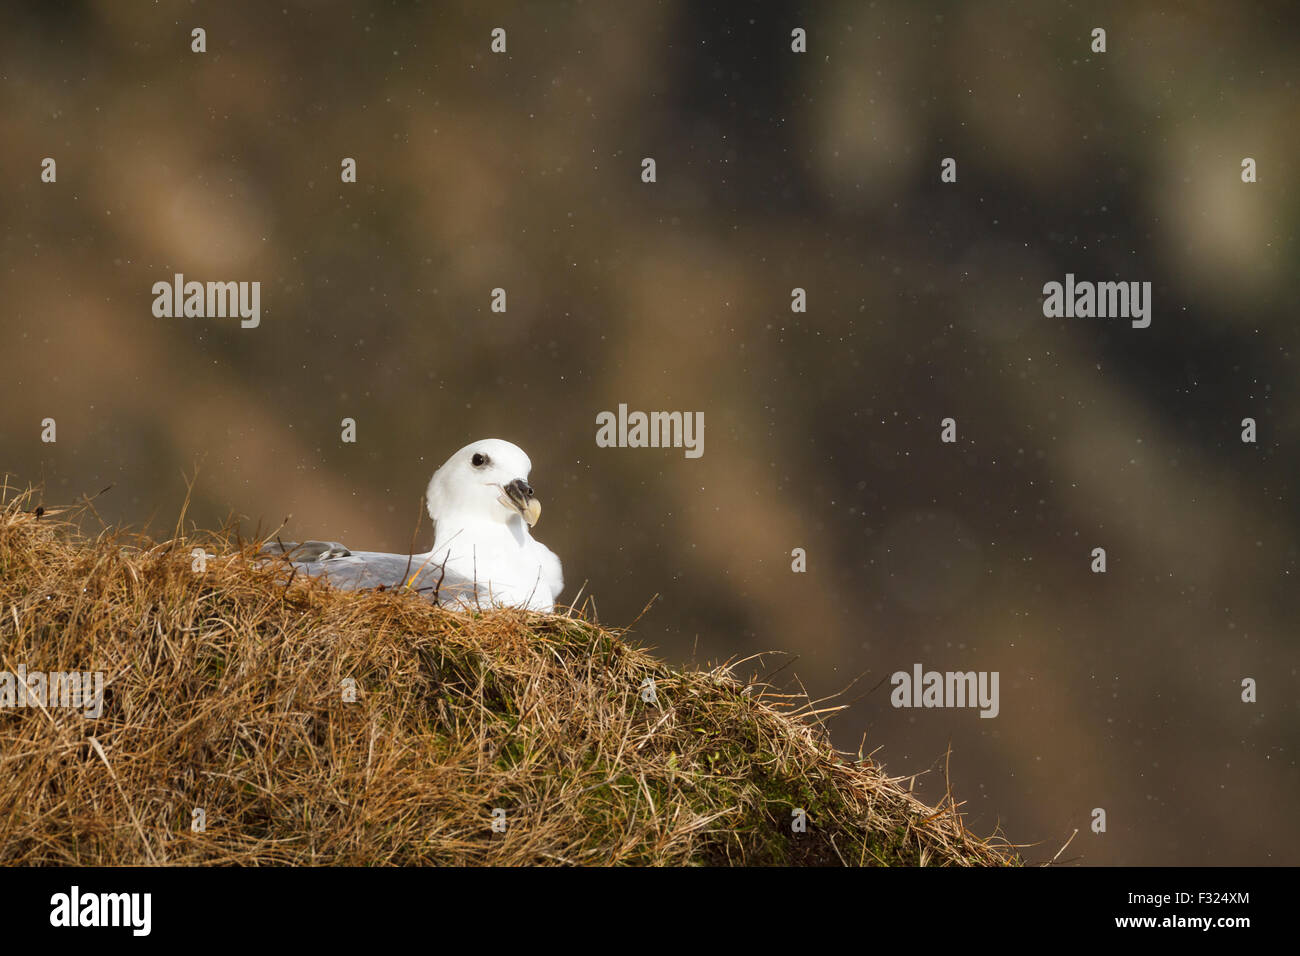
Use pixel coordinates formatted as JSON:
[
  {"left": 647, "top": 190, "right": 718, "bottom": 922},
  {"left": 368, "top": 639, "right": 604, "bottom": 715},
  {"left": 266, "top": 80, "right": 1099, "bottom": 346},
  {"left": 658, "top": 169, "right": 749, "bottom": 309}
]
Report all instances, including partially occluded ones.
[{"left": 429, "top": 518, "right": 558, "bottom": 612}]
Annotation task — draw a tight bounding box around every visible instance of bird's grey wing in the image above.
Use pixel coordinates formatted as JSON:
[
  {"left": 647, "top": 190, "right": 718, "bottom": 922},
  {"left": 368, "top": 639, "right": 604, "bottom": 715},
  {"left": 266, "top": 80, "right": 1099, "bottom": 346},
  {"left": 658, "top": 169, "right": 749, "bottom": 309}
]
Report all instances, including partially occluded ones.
[
  {"left": 260, "top": 540, "right": 352, "bottom": 561},
  {"left": 291, "top": 550, "right": 481, "bottom": 605}
]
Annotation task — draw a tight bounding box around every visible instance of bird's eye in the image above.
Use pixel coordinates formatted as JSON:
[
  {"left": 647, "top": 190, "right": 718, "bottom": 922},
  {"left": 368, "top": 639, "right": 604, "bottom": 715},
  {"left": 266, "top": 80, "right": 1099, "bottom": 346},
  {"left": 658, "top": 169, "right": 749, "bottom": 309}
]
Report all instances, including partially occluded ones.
[{"left": 471, "top": 453, "right": 488, "bottom": 467}]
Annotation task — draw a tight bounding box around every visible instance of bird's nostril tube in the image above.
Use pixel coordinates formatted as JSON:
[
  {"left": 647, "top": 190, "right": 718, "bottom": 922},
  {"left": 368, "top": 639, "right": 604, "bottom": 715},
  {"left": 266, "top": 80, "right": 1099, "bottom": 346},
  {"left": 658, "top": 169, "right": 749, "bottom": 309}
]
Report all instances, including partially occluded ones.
[{"left": 505, "top": 478, "right": 534, "bottom": 501}]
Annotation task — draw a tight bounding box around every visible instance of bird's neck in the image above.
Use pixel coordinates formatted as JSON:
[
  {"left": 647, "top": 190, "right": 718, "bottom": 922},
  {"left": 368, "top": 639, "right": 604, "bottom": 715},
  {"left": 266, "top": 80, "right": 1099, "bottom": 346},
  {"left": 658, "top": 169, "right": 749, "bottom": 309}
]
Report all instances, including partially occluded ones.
[{"left": 430, "top": 512, "right": 529, "bottom": 553}]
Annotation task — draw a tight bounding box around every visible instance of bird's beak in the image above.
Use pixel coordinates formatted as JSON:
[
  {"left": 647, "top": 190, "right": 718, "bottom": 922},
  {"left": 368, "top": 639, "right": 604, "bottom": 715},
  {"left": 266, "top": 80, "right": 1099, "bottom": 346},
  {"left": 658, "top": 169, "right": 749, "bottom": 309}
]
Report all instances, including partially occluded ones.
[{"left": 500, "top": 478, "right": 542, "bottom": 527}]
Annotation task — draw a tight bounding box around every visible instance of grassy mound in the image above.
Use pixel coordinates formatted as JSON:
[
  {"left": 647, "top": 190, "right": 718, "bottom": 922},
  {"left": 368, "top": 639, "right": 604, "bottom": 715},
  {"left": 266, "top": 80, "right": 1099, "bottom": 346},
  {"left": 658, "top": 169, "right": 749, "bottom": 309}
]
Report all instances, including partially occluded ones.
[{"left": 0, "top": 488, "right": 1016, "bottom": 866}]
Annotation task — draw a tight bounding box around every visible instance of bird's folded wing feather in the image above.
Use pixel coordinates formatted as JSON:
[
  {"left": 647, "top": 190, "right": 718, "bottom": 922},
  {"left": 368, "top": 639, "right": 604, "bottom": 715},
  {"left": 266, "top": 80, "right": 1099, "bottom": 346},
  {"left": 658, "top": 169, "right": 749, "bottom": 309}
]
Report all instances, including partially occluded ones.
[
  {"left": 259, "top": 540, "right": 352, "bottom": 561},
  {"left": 271, "top": 548, "right": 480, "bottom": 604}
]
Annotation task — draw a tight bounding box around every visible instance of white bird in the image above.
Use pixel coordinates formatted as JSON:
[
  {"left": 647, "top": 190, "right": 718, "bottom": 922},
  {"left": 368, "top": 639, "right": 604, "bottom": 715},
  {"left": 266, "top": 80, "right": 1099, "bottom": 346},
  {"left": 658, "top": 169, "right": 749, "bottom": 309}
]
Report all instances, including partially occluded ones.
[{"left": 262, "top": 439, "right": 563, "bottom": 612}]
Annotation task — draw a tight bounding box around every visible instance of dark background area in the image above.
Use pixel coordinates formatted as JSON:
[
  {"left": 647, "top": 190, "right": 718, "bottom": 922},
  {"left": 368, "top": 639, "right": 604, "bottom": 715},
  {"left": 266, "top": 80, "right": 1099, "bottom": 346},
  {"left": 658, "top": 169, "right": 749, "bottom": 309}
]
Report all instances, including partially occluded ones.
[{"left": 1, "top": 0, "right": 1296, "bottom": 864}]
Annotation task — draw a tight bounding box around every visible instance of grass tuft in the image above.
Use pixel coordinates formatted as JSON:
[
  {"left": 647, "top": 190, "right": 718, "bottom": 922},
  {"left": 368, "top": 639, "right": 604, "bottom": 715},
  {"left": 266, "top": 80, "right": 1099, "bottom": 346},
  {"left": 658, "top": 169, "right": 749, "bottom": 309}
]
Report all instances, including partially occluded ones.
[{"left": 0, "top": 486, "right": 1017, "bottom": 866}]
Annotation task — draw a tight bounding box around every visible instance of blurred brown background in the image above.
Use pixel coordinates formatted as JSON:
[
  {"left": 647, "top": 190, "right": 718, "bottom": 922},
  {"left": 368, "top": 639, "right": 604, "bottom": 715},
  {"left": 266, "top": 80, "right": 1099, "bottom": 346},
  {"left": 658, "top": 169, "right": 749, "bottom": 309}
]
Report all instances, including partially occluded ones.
[{"left": 1, "top": 0, "right": 1297, "bottom": 864}]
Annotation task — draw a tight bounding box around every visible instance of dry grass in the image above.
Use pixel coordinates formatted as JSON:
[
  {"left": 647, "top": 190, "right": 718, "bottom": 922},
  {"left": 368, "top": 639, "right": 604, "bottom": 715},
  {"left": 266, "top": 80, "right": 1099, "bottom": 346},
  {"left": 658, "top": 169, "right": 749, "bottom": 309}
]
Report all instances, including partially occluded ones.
[{"left": 0, "top": 485, "right": 1017, "bottom": 865}]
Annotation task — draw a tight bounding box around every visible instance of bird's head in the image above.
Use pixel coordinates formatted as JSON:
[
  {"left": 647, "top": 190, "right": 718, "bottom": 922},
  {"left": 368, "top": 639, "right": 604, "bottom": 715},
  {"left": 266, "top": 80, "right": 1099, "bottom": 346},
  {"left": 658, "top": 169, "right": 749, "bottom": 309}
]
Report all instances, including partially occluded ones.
[{"left": 427, "top": 438, "right": 542, "bottom": 528}]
